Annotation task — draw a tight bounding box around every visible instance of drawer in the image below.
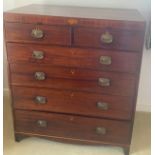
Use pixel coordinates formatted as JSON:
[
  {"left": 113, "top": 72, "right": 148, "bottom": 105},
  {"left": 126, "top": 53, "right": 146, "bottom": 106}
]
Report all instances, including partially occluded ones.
[
  {"left": 12, "top": 86, "right": 133, "bottom": 120},
  {"left": 5, "top": 23, "right": 71, "bottom": 46},
  {"left": 10, "top": 64, "right": 136, "bottom": 96},
  {"left": 74, "top": 27, "right": 144, "bottom": 51},
  {"left": 7, "top": 43, "right": 139, "bottom": 73},
  {"left": 14, "top": 110, "right": 131, "bottom": 145}
]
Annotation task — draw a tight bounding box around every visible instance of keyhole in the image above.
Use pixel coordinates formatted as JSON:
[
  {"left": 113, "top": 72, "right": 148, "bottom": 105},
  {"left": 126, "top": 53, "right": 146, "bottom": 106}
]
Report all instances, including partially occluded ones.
[
  {"left": 70, "top": 92, "right": 74, "bottom": 97},
  {"left": 70, "top": 69, "right": 75, "bottom": 75}
]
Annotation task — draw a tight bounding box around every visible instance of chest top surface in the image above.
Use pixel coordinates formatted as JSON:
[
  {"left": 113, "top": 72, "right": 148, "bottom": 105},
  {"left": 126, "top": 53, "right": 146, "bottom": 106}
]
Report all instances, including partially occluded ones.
[{"left": 4, "top": 4, "right": 144, "bottom": 21}]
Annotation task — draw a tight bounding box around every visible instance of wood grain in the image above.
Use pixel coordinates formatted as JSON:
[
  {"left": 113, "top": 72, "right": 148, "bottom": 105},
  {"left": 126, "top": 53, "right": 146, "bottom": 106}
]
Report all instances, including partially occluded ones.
[
  {"left": 12, "top": 86, "right": 133, "bottom": 120},
  {"left": 4, "top": 4, "right": 144, "bottom": 21},
  {"left": 6, "top": 43, "right": 139, "bottom": 73},
  {"left": 4, "top": 4, "right": 146, "bottom": 153},
  {"left": 5, "top": 22, "right": 71, "bottom": 46},
  {"left": 4, "top": 5, "right": 145, "bottom": 31},
  {"left": 10, "top": 63, "right": 136, "bottom": 96},
  {"left": 14, "top": 110, "right": 131, "bottom": 145},
  {"left": 74, "top": 27, "right": 144, "bottom": 51}
]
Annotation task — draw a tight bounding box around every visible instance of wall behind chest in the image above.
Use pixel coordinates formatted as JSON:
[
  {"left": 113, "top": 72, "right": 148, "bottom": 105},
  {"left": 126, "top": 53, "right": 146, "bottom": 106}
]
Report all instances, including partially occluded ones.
[{"left": 3, "top": 0, "right": 151, "bottom": 112}]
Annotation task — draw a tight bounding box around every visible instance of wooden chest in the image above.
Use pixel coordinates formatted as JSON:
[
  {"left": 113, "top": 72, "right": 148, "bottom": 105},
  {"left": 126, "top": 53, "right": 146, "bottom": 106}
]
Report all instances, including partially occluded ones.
[{"left": 4, "top": 4, "right": 145, "bottom": 155}]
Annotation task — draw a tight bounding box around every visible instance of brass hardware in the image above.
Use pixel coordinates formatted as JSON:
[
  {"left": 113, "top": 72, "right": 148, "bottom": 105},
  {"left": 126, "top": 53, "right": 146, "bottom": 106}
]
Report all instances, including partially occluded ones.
[
  {"left": 37, "top": 120, "right": 47, "bottom": 128},
  {"left": 100, "top": 31, "right": 113, "bottom": 44},
  {"left": 96, "top": 127, "right": 106, "bottom": 135},
  {"left": 32, "top": 51, "right": 44, "bottom": 59},
  {"left": 34, "top": 96, "right": 47, "bottom": 104},
  {"left": 31, "top": 28, "right": 44, "bottom": 39},
  {"left": 99, "top": 56, "right": 112, "bottom": 65},
  {"left": 67, "top": 19, "right": 78, "bottom": 25},
  {"left": 98, "top": 78, "right": 110, "bottom": 86},
  {"left": 34, "top": 72, "right": 46, "bottom": 80},
  {"left": 97, "top": 102, "right": 109, "bottom": 110}
]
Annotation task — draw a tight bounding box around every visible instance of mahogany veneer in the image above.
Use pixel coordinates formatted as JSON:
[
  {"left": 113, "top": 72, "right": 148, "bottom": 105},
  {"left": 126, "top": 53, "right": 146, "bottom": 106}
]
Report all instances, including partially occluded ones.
[
  {"left": 5, "top": 23, "right": 72, "bottom": 46},
  {"left": 7, "top": 43, "right": 139, "bottom": 73},
  {"left": 14, "top": 110, "right": 131, "bottom": 145},
  {"left": 74, "top": 27, "right": 144, "bottom": 51},
  {"left": 12, "top": 86, "right": 133, "bottom": 120},
  {"left": 4, "top": 4, "right": 146, "bottom": 155}
]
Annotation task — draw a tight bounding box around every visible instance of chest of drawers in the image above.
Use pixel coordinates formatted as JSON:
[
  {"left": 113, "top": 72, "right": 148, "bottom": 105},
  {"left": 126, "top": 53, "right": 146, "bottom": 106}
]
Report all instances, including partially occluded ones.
[{"left": 4, "top": 4, "right": 145, "bottom": 155}]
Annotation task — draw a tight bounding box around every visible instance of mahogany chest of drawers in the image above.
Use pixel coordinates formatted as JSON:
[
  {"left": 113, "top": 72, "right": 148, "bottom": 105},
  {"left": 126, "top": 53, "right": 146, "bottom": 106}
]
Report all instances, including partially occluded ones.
[{"left": 4, "top": 4, "right": 145, "bottom": 155}]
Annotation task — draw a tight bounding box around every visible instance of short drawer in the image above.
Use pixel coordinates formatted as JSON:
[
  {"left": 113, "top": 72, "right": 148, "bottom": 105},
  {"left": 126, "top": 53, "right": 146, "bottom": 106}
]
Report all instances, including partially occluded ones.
[
  {"left": 74, "top": 27, "right": 144, "bottom": 51},
  {"left": 5, "top": 23, "right": 71, "bottom": 46},
  {"left": 7, "top": 43, "right": 139, "bottom": 73},
  {"left": 14, "top": 110, "right": 131, "bottom": 145},
  {"left": 12, "top": 86, "right": 133, "bottom": 120},
  {"left": 10, "top": 64, "right": 136, "bottom": 96}
]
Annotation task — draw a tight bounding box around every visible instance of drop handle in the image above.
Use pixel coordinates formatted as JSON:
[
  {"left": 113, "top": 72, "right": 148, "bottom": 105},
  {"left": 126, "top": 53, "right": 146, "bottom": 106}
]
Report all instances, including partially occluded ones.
[
  {"left": 31, "top": 28, "right": 44, "bottom": 39},
  {"left": 98, "top": 78, "right": 110, "bottom": 87},
  {"left": 32, "top": 51, "right": 44, "bottom": 59},
  {"left": 34, "top": 72, "right": 46, "bottom": 80},
  {"left": 34, "top": 96, "right": 47, "bottom": 104},
  {"left": 97, "top": 102, "right": 109, "bottom": 110},
  {"left": 95, "top": 127, "right": 107, "bottom": 135},
  {"left": 100, "top": 31, "right": 113, "bottom": 44},
  {"left": 99, "top": 56, "right": 112, "bottom": 65},
  {"left": 37, "top": 120, "right": 47, "bottom": 128}
]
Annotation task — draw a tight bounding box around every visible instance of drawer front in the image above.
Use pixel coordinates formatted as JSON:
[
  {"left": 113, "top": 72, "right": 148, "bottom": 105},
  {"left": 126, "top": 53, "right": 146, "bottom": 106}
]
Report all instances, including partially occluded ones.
[
  {"left": 5, "top": 23, "right": 71, "bottom": 46},
  {"left": 74, "top": 27, "right": 144, "bottom": 51},
  {"left": 7, "top": 43, "right": 139, "bottom": 73},
  {"left": 14, "top": 110, "right": 131, "bottom": 145},
  {"left": 12, "top": 86, "right": 133, "bottom": 120},
  {"left": 10, "top": 64, "right": 136, "bottom": 96}
]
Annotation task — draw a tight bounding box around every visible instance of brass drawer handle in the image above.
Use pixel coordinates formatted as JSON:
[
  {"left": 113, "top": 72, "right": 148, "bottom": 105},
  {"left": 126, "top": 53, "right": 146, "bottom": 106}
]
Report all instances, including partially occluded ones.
[
  {"left": 31, "top": 28, "right": 44, "bottom": 39},
  {"left": 100, "top": 56, "right": 112, "bottom": 65},
  {"left": 34, "top": 72, "right": 46, "bottom": 80},
  {"left": 32, "top": 51, "right": 44, "bottom": 59},
  {"left": 97, "top": 102, "right": 109, "bottom": 110},
  {"left": 100, "top": 31, "right": 113, "bottom": 44},
  {"left": 37, "top": 120, "right": 47, "bottom": 128},
  {"left": 96, "top": 127, "right": 107, "bottom": 135},
  {"left": 98, "top": 78, "right": 110, "bottom": 87},
  {"left": 34, "top": 96, "right": 47, "bottom": 104}
]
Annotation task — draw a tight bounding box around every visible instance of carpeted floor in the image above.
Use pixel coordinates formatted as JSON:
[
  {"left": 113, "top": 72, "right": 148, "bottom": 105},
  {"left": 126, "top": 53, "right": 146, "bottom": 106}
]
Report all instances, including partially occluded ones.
[{"left": 4, "top": 95, "right": 151, "bottom": 155}]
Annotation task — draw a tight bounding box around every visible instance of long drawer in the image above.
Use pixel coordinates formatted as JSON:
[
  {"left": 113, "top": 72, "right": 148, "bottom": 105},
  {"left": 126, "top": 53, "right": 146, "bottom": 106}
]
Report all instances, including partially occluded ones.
[
  {"left": 5, "top": 23, "right": 71, "bottom": 46},
  {"left": 14, "top": 110, "right": 131, "bottom": 145},
  {"left": 12, "top": 86, "right": 133, "bottom": 120},
  {"left": 10, "top": 64, "right": 136, "bottom": 96},
  {"left": 6, "top": 43, "right": 139, "bottom": 73}
]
